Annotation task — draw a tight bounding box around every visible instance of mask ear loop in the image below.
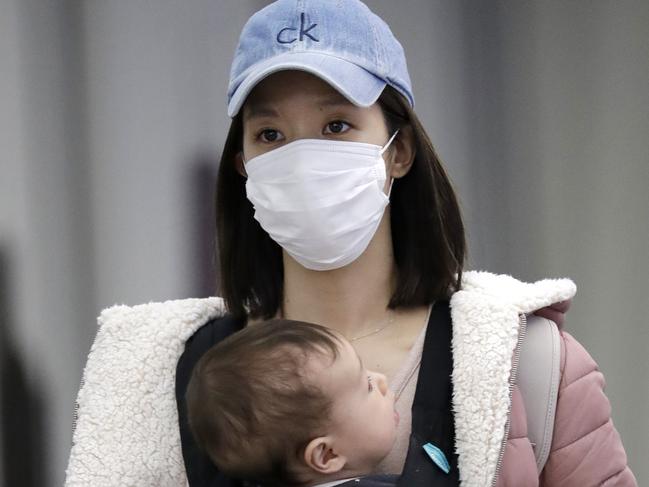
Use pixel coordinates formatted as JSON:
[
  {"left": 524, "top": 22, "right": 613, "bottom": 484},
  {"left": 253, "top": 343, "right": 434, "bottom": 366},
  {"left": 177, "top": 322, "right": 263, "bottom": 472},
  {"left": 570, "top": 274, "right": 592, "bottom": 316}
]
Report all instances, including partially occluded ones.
[
  {"left": 380, "top": 130, "right": 400, "bottom": 155},
  {"left": 381, "top": 130, "right": 400, "bottom": 198},
  {"left": 387, "top": 176, "right": 395, "bottom": 198}
]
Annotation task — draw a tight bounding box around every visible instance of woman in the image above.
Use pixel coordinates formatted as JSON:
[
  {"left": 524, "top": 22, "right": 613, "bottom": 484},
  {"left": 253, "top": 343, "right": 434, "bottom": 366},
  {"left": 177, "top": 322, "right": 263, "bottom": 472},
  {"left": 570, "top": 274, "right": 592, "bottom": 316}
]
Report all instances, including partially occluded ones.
[
  {"left": 174, "top": 1, "right": 636, "bottom": 486},
  {"left": 62, "top": 0, "right": 635, "bottom": 485}
]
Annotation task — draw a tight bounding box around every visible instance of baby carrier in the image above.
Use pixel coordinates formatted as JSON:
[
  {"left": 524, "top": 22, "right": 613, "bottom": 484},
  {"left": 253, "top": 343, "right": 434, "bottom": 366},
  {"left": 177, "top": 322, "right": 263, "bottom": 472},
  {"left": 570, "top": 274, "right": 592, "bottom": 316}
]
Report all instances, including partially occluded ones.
[
  {"left": 175, "top": 301, "right": 560, "bottom": 487},
  {"left": 66, "top": 272, "right": 572, "bottom": 486}
]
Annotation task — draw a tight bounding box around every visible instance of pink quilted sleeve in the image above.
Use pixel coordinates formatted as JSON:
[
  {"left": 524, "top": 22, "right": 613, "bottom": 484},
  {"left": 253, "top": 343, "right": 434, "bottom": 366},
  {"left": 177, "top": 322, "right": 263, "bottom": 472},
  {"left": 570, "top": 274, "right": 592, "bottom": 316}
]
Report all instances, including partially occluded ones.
[{"left": 540, "top": 332, "right": 637, "bottom": 486}]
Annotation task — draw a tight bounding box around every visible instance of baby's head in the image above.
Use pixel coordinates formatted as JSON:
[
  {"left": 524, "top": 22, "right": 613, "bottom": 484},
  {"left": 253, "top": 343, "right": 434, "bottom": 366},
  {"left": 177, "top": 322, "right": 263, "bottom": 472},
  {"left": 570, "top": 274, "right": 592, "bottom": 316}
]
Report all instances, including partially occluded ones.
[{"left": 186, "top": 319, "right": 398, "bottom": 487}]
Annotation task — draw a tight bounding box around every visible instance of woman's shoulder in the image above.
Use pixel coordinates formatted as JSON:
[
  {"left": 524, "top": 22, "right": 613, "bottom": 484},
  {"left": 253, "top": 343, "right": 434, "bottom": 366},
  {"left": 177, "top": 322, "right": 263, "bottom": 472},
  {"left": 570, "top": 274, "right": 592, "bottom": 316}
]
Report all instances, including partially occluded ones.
[
  {"left": 452, "top": 270, "right": 576, "bottom": 333},
  {"left": 544, "top": 330, "right": 638, "bottom": 485},
  {"left": 96, "top": 296, "right": 228, "bottom": 341},
  {"left": 458, "top": 270, "right": 576, "bottom": 307},
  {"left": 557, "top": 330, "right": 600, "bottom": 388}
]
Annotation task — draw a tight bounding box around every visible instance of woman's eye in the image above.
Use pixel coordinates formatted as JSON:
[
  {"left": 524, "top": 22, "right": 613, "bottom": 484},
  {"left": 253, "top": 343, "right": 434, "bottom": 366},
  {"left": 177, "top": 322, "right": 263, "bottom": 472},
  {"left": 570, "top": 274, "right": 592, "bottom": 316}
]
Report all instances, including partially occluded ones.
[
  {"left": 324, "top": 121, "right": 350, "bottom": 135},
  {"left": 258, "top": 128, "right": 283, "bottom": 143},
  {"left": 367, "top": 375, "right": 374, "bottom": 393}
]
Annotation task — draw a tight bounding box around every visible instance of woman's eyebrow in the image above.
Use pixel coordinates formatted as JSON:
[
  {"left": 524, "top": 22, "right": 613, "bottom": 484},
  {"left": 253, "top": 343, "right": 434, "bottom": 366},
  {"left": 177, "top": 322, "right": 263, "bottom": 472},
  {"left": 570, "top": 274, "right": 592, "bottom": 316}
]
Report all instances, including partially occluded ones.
[
  {"left": 315, "top": 94, "right": 353, "bottom": 109},
  {"left": 244, "top": 104, "right": 278, "bottom": 121}
]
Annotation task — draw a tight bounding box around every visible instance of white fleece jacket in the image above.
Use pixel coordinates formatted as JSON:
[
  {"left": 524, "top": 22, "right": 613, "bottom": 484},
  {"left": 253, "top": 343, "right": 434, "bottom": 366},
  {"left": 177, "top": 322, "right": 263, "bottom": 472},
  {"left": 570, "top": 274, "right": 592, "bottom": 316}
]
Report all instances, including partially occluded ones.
[{"left": 65, "top": 271, "right": 576, "bottom": 487}]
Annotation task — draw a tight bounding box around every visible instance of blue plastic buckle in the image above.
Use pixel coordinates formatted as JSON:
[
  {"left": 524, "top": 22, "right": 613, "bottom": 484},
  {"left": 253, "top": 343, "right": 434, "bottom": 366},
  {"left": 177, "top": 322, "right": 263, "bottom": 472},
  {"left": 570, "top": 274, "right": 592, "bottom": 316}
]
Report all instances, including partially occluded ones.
[{"left": 423, "top": 442, "right": 450, "bottom": 474}]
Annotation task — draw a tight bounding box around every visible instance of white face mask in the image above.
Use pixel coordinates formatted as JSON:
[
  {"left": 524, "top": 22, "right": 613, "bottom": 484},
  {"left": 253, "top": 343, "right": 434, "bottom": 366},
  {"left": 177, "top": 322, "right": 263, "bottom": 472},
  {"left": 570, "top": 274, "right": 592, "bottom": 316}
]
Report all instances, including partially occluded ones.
[{"left": 244, "top": 132, "right": 399, "bottom": 271}]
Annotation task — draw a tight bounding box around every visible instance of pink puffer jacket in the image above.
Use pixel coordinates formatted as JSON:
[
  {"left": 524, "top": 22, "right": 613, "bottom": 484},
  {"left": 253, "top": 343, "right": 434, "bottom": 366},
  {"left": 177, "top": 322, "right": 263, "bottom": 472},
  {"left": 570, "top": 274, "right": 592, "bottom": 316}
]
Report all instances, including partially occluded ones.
[
  {"left": 498, "top": 331, "right": 637, "bottom": 486},
  {"left": 450, "top": 271, "right": 636, "bottom": 487}
]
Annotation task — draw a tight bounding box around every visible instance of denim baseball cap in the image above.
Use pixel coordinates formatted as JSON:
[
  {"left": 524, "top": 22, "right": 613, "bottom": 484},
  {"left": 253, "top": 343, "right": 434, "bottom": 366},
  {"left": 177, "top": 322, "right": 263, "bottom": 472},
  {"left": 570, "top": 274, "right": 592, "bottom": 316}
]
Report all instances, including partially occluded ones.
[{"left": 227, "top": 0, "right": 414, "bottom": 117}]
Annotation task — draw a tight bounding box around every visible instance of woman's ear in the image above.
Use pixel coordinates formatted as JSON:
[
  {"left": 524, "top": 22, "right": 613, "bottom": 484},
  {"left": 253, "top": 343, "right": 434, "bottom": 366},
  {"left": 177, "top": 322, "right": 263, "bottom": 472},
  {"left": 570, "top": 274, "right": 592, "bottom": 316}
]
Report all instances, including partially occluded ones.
[
  {"left": 303, "top": 436, "right": 346, "bottom": 475},
  {"left": 235, "top": 151, "right": 247, "bottom": 177},
  {"left": 388, "top": 125, "right": 416, "bottom": 179}
]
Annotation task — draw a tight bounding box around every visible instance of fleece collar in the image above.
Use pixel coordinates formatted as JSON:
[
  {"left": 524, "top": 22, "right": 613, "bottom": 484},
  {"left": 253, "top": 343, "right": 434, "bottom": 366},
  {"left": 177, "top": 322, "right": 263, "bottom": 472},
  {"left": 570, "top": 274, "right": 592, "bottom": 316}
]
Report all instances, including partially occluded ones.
[
  {"left": 66, "top": 297, "right": 227, "bottom": 486},
  {"left": 450, "top": 271, "right": 576, "bottom": 487}
]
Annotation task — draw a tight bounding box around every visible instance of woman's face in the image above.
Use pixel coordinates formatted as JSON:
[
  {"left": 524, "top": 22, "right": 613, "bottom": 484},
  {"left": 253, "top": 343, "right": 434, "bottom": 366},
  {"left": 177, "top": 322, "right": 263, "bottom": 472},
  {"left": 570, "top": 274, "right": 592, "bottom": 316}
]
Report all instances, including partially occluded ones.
[{"left": 241, "top": 70, "right": 391, "bottom": 162}]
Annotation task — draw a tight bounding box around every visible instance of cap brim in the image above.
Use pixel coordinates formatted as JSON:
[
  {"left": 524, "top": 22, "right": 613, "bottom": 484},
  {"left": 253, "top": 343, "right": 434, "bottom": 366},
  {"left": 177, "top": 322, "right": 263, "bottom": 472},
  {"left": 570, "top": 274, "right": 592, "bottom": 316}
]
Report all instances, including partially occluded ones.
[{"left": 227, "top": 51, "right": 387, "bottom": 117}]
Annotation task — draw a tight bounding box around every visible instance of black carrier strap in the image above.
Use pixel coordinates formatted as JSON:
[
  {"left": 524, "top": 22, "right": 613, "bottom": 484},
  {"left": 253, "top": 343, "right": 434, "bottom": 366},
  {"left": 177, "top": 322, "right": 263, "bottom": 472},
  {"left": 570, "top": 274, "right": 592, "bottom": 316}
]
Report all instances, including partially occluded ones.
[
  {"left": 176, "top": 301, "right": 459, "bottom": 486},
  {"left": 396, "top": 300, "right": 460, "bottom": 486},
  {"left": 176, "top": 314, "right": 245, "bottom": 487},
  {"left": 337, "top": 474, "right": 400, "bottom": 486}
]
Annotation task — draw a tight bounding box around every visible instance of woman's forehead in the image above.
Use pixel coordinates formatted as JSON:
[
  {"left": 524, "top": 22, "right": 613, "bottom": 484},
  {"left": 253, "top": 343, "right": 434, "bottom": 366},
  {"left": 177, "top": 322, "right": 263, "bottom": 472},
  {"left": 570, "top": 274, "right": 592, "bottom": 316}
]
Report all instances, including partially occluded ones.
[{"left": 244, "top": 70, "right": 353, "bottom": 114}]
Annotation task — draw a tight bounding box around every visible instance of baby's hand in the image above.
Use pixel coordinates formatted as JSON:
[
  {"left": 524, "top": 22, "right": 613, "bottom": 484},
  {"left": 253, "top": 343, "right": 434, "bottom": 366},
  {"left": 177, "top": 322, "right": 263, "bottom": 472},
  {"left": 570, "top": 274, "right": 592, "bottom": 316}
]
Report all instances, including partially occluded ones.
[{"left": 533, "top": 299, "right": 572, "bottom": 329}]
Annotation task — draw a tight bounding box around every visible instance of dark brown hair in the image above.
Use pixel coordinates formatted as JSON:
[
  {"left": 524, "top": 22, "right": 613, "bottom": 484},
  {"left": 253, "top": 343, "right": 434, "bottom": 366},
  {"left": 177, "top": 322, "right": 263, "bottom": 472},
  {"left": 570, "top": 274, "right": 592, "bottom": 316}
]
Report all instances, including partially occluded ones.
[
  {"left": 216, "top": 86, "right": 466, "bottom": 320},
  {"left": 185, "top": 319, "right": 341, "bottom": 487}
]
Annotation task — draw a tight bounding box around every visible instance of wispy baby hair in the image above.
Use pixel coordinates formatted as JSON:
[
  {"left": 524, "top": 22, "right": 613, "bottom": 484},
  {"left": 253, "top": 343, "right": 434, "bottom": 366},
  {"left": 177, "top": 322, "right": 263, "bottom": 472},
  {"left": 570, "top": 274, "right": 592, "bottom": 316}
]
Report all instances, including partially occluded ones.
[{"left": 186, "top": 318, "right": 342, "bottom": 486}]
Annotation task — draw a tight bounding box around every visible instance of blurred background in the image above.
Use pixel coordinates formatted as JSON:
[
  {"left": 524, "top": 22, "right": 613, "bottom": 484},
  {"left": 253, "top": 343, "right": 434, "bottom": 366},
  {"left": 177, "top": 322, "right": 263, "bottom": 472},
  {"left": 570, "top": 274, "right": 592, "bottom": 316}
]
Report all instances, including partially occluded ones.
[{"left": 1, "top": 0, "right": 647, "bottom": 485}]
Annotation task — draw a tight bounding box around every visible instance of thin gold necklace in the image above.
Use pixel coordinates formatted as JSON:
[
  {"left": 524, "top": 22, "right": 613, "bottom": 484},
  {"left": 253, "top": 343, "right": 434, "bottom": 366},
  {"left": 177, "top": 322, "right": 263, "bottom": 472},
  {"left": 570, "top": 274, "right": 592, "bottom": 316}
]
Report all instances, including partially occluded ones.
[{"left": 349, "top": 309, "right": 396, "bottom": 342}]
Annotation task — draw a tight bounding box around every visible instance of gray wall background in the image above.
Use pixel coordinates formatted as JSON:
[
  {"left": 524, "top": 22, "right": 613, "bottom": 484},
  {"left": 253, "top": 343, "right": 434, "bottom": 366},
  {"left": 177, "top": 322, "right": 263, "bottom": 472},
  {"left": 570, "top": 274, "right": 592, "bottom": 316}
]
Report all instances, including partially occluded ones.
[{"left": 1, "top": 0, "right": 647, "bottom": 485}]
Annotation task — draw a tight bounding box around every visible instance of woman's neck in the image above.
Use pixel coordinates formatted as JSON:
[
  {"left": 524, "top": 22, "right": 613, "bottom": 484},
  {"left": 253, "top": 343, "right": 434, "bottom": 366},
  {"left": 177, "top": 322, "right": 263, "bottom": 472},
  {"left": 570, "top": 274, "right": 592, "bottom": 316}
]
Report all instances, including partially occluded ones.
[{"left": 282, "top": 216, "right": 396, "bottom": 338}]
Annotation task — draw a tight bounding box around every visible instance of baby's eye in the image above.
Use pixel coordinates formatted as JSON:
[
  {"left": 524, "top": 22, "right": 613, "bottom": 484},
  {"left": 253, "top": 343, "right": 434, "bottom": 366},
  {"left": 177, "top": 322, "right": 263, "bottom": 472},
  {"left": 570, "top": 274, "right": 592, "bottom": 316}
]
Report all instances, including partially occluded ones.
[
  {"left": 367, "top": 375, "right": 374, "bottom": 393},
  {"left": 324, "top": 120, "right": 350, "bottom": 135},
  {"left": 257, "top": 128, "right": 284, "bottom": 143}
]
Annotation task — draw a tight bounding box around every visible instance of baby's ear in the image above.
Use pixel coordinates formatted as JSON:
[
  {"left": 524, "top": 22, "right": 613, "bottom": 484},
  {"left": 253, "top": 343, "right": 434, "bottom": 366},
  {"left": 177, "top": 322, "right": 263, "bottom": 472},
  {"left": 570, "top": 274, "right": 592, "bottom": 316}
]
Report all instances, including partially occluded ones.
[{"left": 304, "top": 436, "right": 346, "bottom": 474}]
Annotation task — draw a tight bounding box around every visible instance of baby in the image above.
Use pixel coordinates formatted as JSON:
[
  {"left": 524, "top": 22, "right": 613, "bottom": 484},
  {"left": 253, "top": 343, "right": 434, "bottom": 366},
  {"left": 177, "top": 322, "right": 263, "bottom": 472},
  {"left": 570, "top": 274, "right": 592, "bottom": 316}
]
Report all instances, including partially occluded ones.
[{"left": 185, "top": 319, "right": 400, "bottom": 487}]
